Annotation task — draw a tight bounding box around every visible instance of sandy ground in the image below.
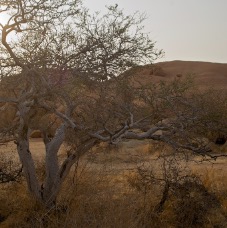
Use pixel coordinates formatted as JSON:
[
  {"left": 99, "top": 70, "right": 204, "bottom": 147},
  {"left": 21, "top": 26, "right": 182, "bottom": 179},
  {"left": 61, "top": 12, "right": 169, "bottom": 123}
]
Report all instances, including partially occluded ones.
[
  {"left": 1, "top": 138, "right": 227, "bottom": 181},
  {"left": 0, "top": 138, "right": 67, "bottom": 162}
]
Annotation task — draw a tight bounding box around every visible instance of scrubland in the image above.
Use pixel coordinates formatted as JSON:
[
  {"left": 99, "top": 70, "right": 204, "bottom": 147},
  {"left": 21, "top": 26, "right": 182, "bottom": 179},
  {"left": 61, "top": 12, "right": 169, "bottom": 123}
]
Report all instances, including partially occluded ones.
[{"left": 1, "top": 139, "right": 227, "bottom": 228}]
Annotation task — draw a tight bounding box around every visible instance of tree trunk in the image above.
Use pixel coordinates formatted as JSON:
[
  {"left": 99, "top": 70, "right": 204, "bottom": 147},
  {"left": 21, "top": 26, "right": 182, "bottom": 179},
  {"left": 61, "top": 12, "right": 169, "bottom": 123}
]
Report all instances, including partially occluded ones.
[
  {"left": 17, "top": 139, "right": 42, "bottom": 201},
  {"left": 16, "top": 103, "right": 43, "bottom": 202},
  {"left": 41, "top": 125, "right": 66, "bottom": 208},
  {"left": 16, "top": 120, "right": 95, "bottom": 208}
]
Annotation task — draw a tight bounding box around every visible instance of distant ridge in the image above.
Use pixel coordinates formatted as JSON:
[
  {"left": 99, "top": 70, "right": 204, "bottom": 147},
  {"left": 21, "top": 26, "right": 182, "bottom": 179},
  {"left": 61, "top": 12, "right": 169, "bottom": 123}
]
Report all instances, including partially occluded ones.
[{"left": 126, "top": 60, "right": 227, "bottom": 90}]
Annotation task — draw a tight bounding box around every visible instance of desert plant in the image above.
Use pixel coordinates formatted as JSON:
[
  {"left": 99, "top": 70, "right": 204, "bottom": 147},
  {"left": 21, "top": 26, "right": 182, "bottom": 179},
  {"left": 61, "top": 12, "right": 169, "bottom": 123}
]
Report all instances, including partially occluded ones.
[
  {"left": 128, "top": 154, "right": 226, "bottom": 227},
  {"left": 0, "top": 0, "right": 163, "bottom": 207},
  {"left": 0, "top": 150, "right": 22, "bottom": 184}
]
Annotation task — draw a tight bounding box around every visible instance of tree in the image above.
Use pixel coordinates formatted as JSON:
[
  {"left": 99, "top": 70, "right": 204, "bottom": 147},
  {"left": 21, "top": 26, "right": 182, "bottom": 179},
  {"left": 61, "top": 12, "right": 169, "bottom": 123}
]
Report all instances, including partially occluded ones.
[
  {"left": 0, "top": 0, "right": 163, "bottom": 207},
  {"left": 0, "top": 0, "right": 226, "bottom": 208}
]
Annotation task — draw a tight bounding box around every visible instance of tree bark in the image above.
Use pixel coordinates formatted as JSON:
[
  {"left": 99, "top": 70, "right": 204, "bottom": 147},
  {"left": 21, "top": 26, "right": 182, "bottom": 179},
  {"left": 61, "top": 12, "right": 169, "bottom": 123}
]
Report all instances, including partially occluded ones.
[
  {"left": 41, "top": 124, "right": 66, "bottom": 207},
  {"left": 17, "top": 138, "right": 42, "bottom": 201}
]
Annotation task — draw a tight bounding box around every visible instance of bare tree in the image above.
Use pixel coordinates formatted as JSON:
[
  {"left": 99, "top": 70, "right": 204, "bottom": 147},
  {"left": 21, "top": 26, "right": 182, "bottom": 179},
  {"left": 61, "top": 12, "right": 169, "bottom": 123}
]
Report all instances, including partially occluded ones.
[
  {"left": 0, "top": 0, "right": 164, "bottom": 207},
  {"left": 0, "top": 0, "right": 226, "bottom": 208}
]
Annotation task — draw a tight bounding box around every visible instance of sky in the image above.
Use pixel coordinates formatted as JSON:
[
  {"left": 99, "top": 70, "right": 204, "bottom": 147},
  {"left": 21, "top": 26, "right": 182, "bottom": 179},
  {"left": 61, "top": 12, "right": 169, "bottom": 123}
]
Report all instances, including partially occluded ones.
[{"left": 83, "top": 0, "right": 227, "bottom": 63}]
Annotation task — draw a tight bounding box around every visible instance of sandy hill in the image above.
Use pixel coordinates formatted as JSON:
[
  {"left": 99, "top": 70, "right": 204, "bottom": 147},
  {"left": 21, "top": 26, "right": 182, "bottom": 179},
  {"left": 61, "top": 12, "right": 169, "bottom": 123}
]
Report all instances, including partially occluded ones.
[{"left": 125, "top": 60, "right": 227, "bottom": 90}]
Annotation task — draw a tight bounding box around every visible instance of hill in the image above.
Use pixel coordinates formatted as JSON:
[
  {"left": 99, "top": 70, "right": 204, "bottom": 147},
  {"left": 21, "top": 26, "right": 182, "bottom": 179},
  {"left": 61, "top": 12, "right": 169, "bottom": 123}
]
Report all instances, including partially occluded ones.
[{"left": 125, "top": 60, "right": 227, "bottom": 90}]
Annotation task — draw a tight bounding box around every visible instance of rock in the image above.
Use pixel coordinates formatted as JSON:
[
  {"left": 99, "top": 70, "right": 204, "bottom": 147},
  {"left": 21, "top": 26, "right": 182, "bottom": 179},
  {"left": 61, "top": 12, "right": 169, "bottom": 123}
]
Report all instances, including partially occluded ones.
[{"left": 30, "top": 130, "right": 42, "bottom": 138}]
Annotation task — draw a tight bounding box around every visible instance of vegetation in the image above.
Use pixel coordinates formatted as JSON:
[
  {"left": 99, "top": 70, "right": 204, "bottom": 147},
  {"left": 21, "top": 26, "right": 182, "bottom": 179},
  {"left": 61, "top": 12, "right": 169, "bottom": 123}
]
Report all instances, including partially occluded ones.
[
  {"left": 1, "top": 154, "right": 227, "bottom": 227},
  {"left": 0, "top": 0, "right": 227, "bottom": 226},
  {"left": 0, "top": 0, "right": 164, "bottom": 207}
]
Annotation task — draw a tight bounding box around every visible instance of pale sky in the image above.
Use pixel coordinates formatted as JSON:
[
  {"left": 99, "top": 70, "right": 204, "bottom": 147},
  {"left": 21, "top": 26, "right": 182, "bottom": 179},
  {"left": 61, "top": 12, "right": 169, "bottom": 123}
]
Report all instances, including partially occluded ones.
[{"left": 83, "top": 0, "right": 227, "bottom": 63}]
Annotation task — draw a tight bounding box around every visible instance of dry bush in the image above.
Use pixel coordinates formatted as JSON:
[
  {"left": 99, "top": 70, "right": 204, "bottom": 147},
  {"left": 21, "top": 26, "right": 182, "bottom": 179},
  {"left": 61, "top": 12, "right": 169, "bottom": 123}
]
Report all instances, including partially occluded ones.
[
  {"left": 127, "top": 155, "right": 227, "bottom": 228},
  {"left": 0, "top": 181, "right": 36, "bottom": 227},
  {"left": 0, "top": 157, "right": 22, "bottom": 184},
  {"left": 0, "top": 161, "right": 139, "bottom": 227},
  {"left": 172, "top": 178, "right": 221, "bottom": 228},
  {"left": 56, "top": 163, "right": 142, "bottom": 228},
  {"left": 0, "top": 148, "right": 22, "bottom": 184}
]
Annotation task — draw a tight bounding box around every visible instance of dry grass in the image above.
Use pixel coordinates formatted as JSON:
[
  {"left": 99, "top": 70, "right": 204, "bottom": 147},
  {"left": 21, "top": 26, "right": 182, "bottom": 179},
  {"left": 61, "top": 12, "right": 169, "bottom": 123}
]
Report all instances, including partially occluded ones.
[{"left": 1, "top": 140, "right": 227, "bottom": 227}]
